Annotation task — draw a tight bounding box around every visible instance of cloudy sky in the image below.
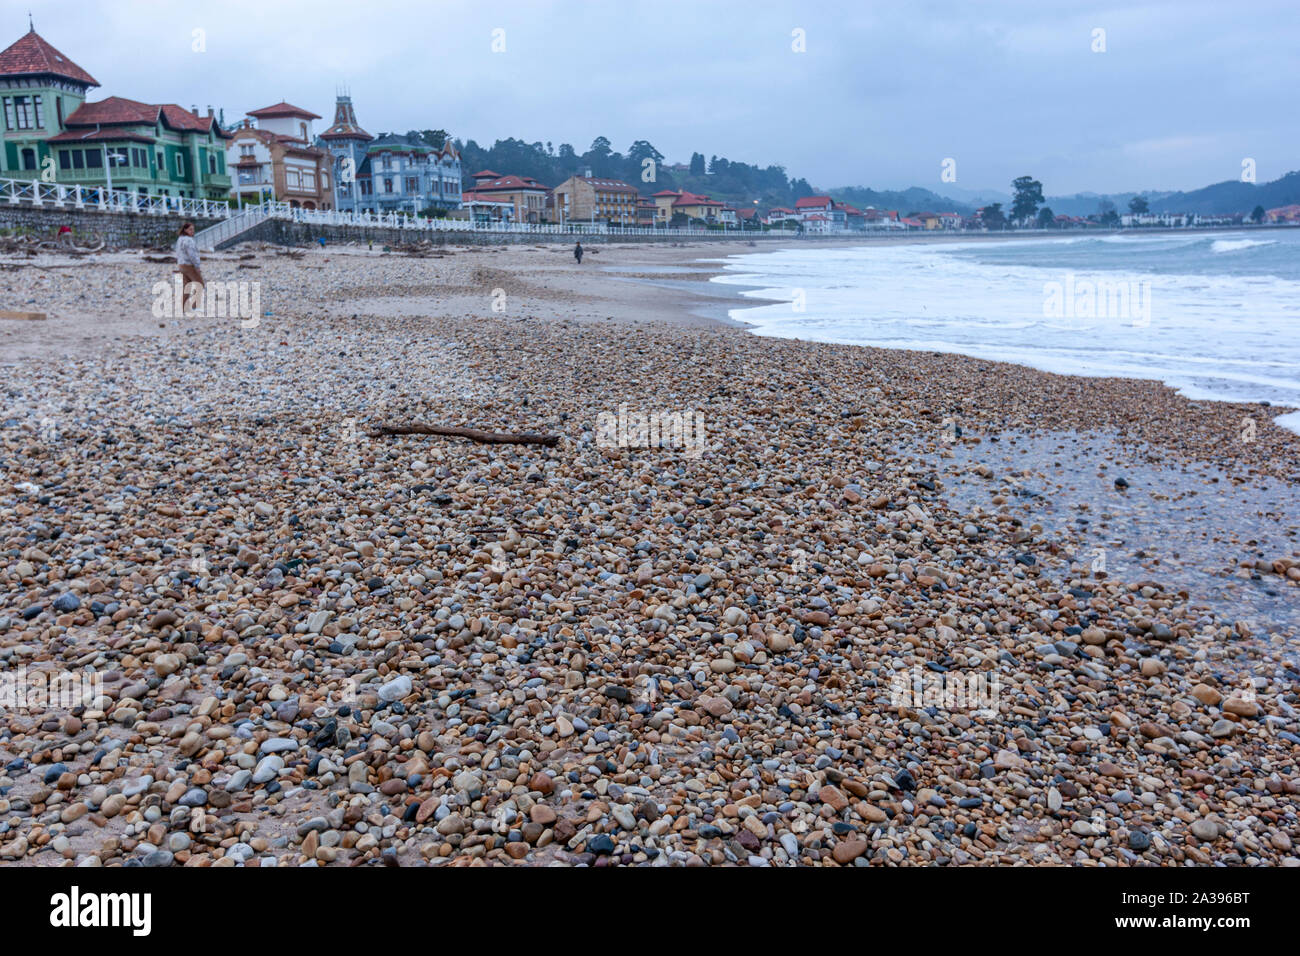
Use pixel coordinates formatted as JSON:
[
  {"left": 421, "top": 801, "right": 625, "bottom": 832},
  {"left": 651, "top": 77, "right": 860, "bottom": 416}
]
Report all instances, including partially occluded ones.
[{"left": 9, "top": 0, "right": 1296, "bottom": 195}]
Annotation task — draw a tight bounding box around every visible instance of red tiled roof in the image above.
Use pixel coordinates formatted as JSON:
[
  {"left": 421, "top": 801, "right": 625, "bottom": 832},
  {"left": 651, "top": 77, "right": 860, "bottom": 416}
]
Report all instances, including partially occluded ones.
[
  {"left": 576, "top": 176, "right": 637, "bottom": 193},
  {"left": 320, "top": 125, "right": 372, "bottom": 141},
  {"left": 472, "top": 169, "right": 502, "bottom": 178},
  {"left": 795, "top": 196, "right": 833, "bottom": 208},
  {"left": 231, "top": 125, "right": 324, "bottom": 153},
  {"left": 47, "top": 128, "right": 154, "bottom": 144},
  {"left": 0, "top": 29, "right": 98, "bottom": 86},
  {"left": 64, "top": 96, "right": 157, "bottom": 125},
  {"left": 248, "top": 101, "right": 321, "bottom": 120},
  {"left": 461, "top": 190, "right": 513, "bottom": 204},
  {"left": 673, "top": 190, "right": 721, "bottom": 207},
  {"left": 473, "top": 174, "right": 547, "bottom": 192},
  {"left": 651, "top": 189, "right": 680, "bottom": 197},
  {"left": 159, "top": 103, "right": 222, "bottom": 133},
  {"left": 63, "top": 97, "right": 232, "bottom": 139}
]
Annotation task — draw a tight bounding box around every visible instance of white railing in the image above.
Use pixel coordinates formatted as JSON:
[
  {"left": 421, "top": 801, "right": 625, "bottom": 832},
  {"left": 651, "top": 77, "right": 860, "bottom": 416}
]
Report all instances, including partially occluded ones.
[
  {"left": 2, "top": 174, "right": 234, "bottom": 220},
  {"left": 0, "top": 177, "right": 856, "bottom": 241},
  {"left": 194, "top": 202, "right": 290, "bottom": 250},
  {"left": 277, "top": 204, "right": 778, "bottom": 238}
]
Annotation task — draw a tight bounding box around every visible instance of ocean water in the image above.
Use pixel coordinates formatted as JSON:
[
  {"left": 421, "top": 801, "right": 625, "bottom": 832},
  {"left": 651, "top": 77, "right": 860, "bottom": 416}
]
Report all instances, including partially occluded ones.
[{"left": 713, "top": 231, "right": 1300, "bottom": 432}]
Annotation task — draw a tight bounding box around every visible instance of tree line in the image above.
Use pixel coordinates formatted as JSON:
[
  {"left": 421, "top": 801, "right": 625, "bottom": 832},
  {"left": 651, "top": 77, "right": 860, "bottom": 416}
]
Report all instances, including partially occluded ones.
[{"left": 392, "top": 131, "right": 815, "bottom": 208}]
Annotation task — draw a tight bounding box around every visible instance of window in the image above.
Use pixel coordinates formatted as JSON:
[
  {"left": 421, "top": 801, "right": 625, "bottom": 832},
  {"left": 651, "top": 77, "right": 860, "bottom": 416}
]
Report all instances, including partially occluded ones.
[
  {"left": 13, "top": 95, "right": 33, "bottom": 129},
  {"left": 208, "top": 154, "right": 217, "bottom": 174},
  {"left": 157, "top": 151, "right": 163, "bottom": 171},
  {"left": 56, "top": 97, "right": 63, "bottom": 127},
  {"left": 21, "top": 148, "right": 36, "bottom": 170},
  {"left": 33, "top": 95, "right": 43, "bottom": 128},
  {"left": 240, "top": 144, "right": 254, "bottom": 157},
  {"left": 85, "top": 149, "right": 102, "bottom": 168},
  {"left": 2, "top": 97, "right": 12, "bottom": 130},
  {"left": 58, "top": 150, "right": 71, "bottom": 170},
  {"left": 405, "top": 177, "right": 418, "bottom": 193},
  {"left": 175, "top": 152, "right": 186, "bottom": 177},
  {"left": 72, "top": 149, "right": 84, "bottom": 170}
]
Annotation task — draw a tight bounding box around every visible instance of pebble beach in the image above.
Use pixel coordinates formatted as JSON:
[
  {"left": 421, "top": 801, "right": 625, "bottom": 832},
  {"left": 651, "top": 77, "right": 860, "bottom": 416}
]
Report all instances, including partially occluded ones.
[{"left": 1, "top": 240, "right": 1297, "bottom": 867}]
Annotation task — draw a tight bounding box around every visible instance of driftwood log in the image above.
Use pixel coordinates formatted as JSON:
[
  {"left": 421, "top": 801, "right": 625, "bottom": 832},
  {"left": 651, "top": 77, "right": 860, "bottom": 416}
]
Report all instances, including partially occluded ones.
[{"left": 370, "top": 424, "right": 559, "bottom": 446}]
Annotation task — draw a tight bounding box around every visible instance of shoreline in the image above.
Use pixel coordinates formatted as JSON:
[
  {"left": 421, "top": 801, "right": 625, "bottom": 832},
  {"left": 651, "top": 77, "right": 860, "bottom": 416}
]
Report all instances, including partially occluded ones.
[{"left": 607, "top": 239, "right": 1300, "bottom": 435}]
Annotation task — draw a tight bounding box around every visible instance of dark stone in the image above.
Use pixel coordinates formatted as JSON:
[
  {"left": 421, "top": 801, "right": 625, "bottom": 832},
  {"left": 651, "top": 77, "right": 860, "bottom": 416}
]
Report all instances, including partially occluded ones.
[
  {"left": 587, "top": 833, "right": 615, "bottom": 855},
  {"left": 52, "top": 593, "right": 80, "bottom": 613}
]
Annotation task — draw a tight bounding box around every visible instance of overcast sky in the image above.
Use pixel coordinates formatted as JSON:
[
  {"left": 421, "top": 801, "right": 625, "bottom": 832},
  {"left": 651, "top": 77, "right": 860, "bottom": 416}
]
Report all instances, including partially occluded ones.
[{"left": 10, "top": 0, "right": 1296, "bottom": 195}]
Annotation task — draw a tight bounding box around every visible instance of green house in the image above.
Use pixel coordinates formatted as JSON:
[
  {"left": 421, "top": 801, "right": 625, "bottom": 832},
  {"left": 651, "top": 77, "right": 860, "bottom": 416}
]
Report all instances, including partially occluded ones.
[
  {"left": 0, "top": 27, "right": 97, "bottom": 179},
  {"left": 0, "top": 27, "right": 231, "bottom": 201}
]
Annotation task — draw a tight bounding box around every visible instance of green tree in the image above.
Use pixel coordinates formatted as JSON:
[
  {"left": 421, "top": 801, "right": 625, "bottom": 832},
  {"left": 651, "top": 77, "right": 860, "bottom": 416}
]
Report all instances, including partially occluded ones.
[
  {"left": 1128, "top": 195, "right": 1149, "bottom": 215},
  {"left": 409, "top": 129, "right": 448, "bottom": 149},
  {"left": 1251, "top": 204, "right": 1266, "bottom": 223},
  {"left": 1036, "top": 206, "right": 1055, "bottom": 228},
  {"left": 627, "top": 140, "right": 663, "bottom": 165},
  {"left": 689, "top": 152, "right": 706, "bottom": 176},
  {"left": 1011, "top": 175, "right": 1044, "bottom": 224},
  {"left": 981, "top": 203, "right": 1006, "bottom": 228},
  {"left": 581, "top": 136, "right": 614, "bottom": 176}
]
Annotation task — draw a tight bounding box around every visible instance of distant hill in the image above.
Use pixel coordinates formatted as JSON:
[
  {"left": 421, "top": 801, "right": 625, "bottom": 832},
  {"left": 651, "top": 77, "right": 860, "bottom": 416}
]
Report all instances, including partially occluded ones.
[
  {"left": 1035, "top": 172, "right": 1300, "bottom": 218},
  {"left": 821, "top": 171, "right": 1300, "bottom": 219},
  {"left": 1147, "top": 171, "right": 1300, "bottom": 215},
  {"left": 825, "top": 185, "right": 976, "bottom": 214}
]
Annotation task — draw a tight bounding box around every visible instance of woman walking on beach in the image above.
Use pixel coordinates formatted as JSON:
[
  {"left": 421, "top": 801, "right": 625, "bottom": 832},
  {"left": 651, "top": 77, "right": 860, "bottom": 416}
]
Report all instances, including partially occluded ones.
[
  {"left": 573, "top": 241, "right": 583, "bottom": 264},
  {"left": 175, "top": 221, "right": 204, "bottom": 313}
]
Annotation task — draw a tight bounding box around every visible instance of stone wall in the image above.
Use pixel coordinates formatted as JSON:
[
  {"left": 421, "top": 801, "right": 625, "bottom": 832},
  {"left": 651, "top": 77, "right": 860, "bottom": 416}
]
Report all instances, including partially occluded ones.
[
  {"left": 0, "top": 201, "right": 808, "bottom": 250},
  {"left": 0, "top": 204, "right": 225, "bottom": 248},
  {"left": 225, "top": 217, "right": 807, "bottom": 249}
]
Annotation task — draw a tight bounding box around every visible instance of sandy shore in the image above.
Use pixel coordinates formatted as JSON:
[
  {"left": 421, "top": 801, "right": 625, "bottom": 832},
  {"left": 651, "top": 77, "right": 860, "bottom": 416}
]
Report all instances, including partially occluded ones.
[{"left": 0, "top": 238, "right": 1297, "bottom": 867}]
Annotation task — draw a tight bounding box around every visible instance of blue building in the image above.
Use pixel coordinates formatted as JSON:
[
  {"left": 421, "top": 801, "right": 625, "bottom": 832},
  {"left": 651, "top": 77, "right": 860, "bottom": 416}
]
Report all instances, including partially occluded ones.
[{"left": 319, "top": 94, "right": 460, "bottom": 215}]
